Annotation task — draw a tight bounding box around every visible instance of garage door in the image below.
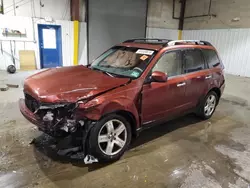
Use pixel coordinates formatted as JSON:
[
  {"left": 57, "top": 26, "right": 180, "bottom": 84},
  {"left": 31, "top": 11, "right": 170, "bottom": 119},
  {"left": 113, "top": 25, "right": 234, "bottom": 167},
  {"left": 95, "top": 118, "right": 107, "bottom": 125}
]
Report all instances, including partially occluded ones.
[{"left": 88, "top": 0, "right": 148, "bottom": 62}]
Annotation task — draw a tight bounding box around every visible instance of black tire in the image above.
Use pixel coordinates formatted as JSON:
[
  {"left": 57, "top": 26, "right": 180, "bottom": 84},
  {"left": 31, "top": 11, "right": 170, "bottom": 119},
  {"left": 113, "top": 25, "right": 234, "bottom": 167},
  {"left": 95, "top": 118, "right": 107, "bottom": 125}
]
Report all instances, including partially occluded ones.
[
  {"left": 7, "top": 65, "right": 16, "bottom": 74},
  {"left": 197, "top": 91, "right": 218, "bottom": 120},
  {"left": 88, "top": 114, "right": 132, "bottom": 162}
]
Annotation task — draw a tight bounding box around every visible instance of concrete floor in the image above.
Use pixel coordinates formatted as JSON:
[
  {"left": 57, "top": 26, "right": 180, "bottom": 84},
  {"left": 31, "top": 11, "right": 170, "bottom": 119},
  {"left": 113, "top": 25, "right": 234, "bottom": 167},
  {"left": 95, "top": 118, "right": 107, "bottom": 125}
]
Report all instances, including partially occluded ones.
[{"left": 1, "top": 70, "right": 250, "bottom": 188}]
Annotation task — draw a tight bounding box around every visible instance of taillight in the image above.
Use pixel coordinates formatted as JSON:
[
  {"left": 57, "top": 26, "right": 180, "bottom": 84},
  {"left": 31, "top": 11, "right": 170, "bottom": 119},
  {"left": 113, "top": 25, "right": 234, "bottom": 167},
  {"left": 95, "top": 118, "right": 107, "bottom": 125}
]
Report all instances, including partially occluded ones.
[
  {"left": 220, "top": 61, "right": 225, "bottom": 74},
  {"left": 221, "top": 62, "right": 225, "bottom": 70}
]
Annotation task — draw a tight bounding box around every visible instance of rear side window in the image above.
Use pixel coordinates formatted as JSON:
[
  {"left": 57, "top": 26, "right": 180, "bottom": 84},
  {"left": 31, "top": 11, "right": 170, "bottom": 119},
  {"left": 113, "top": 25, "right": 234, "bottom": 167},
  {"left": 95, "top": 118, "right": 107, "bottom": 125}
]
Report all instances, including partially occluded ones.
[
  {"left": 183, "top": 49, "right": 205, "bottom": 73},
  {"left": 202, "top": 49, "right": 221, "bottom": 68}
]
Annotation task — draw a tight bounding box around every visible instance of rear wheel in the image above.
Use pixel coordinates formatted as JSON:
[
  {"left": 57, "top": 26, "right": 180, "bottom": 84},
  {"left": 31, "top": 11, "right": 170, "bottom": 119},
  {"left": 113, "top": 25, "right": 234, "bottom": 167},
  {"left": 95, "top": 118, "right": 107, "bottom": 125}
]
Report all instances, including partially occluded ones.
[
  {"left": 197, "top": 91, "right": 218, "bottom": 119},
  {"left": 88, "top": 114, "right": 131, "bottom": 162}
]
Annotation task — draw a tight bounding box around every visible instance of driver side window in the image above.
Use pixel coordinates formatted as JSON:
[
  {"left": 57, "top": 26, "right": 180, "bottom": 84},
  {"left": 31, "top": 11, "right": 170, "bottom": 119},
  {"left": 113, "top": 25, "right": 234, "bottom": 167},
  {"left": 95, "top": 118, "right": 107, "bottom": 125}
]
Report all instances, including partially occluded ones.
[{"left": 152, "top": 51, "right": 182, "bottom": 77}]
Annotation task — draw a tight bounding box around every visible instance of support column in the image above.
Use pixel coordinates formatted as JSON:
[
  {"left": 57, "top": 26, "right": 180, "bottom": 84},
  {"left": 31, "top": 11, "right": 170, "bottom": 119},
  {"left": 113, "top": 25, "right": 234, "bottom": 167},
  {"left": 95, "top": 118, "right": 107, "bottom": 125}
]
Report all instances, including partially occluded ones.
[
  {"left": 73, "top": 21, "right": 79, "bottom": 66},
  {"left": 71, "top": 0, "right": 80, "bottom": 66},
  {"left": 0, "top": 0, "right": 4, "bottom": 14},
  {"left": 178, "top": 0, "right": 186, "bottom": 40}
]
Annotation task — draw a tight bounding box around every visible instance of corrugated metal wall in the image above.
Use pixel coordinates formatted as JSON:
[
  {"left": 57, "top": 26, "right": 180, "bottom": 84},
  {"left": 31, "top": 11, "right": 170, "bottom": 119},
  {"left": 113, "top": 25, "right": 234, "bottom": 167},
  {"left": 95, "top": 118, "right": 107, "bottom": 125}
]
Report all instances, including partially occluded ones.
[
  {"left": 146, "top": 27, "right": 178, "bottom": 40},
  {"left": 183, "top": 29, "right": 250, "bottom": 77},
  {"left": 146, "top": 27, "right": 250, "bottom": 77}
]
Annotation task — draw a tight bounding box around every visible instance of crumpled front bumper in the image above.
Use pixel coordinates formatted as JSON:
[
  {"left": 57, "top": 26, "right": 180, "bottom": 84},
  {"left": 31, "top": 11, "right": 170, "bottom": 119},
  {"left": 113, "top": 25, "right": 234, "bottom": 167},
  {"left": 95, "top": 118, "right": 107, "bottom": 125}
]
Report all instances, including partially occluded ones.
[
  {"left": 19, "top": 98, "right": 66, "bottom": 137},
  {"left": 19, "top": 98, "right": 43, "bottom": 127},
  {"left": 19, "top": 98, "right": 98, "bottom": 163}
]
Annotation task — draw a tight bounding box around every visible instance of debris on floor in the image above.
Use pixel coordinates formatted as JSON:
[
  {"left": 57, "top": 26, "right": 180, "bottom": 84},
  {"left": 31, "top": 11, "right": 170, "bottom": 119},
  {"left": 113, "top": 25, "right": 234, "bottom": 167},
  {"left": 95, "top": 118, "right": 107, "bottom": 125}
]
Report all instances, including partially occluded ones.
[
  {"left": 84, "top": 155, "right": 98, "bottom": 164},
  {"left": 6, "top": 83, "right": 19, "bottom": 88},
  {"left": 0, "top": 84, "right": 9, "bottom": 91},
  {"left": 29, "top": 138, "right": 36, "bottom": 145}
]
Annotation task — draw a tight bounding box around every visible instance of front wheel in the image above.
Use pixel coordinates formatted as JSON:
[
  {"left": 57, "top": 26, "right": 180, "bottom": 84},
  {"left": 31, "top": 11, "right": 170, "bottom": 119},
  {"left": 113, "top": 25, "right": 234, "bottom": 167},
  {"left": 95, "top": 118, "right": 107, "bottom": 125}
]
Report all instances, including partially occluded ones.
[
  {"left": 88, "top": 114, "right": 132, "bottom": 162},
  {"left": 197, "top": 91, "right": 218, "bottom": 119}
]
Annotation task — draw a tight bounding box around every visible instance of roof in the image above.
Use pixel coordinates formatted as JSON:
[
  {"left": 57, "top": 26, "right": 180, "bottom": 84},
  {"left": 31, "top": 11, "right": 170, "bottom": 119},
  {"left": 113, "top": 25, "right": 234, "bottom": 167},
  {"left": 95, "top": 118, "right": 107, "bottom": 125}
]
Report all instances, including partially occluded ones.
[
  {"left": 118, "top": 38, "right": 214, "bottom": 51},
  {"left": 119, "top": 42, "right": 164, "bottom": 51}
]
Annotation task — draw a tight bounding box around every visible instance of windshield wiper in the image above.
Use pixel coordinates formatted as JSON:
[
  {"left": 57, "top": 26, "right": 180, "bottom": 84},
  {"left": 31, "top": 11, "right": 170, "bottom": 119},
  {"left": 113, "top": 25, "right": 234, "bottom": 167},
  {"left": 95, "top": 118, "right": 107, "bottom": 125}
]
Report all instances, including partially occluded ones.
[
  {"left": 103, "top": 71, "right": 114, "bottom": 77},
  {"left": 91, "top": 66, "right": 132, "bottom": 78},
  {"left": 92, "top": 67, "right": 115, "bottom": 77}
]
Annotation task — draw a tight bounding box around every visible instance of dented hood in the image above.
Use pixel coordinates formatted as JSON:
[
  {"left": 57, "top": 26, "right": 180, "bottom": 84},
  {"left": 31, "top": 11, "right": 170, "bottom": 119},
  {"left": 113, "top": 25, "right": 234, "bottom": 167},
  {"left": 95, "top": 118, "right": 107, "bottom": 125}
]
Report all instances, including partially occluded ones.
[{"left": 24, "top": 65, "right": 130, "bottom": 103}]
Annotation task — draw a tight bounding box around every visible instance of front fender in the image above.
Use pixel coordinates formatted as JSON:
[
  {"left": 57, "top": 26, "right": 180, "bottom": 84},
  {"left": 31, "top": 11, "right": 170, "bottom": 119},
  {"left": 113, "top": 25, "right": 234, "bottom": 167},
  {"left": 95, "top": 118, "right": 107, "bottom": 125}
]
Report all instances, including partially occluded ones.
[{"left": 78, "top": 97, "right": 140, "bottom": 128}]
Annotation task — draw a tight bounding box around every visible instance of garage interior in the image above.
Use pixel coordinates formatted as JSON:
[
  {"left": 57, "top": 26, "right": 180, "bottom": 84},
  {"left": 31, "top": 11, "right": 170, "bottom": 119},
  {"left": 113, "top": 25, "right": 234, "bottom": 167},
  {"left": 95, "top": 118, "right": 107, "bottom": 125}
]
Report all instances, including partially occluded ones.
[{"left": 1, "top": 0, "right": 250, "bottom": 187}]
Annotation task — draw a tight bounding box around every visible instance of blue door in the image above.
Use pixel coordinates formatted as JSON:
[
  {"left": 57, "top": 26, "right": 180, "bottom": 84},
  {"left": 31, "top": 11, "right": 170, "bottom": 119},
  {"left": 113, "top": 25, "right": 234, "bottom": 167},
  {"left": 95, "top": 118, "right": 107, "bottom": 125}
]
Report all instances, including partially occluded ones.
[{"left": 38, "top": 24, "right": 62, "bottom": 68}]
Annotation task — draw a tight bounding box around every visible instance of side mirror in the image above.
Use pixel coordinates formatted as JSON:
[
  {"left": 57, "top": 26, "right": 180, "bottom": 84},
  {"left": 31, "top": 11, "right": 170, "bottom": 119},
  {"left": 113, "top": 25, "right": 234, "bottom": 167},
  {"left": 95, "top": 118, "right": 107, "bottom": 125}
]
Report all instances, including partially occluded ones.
[{"left": 151, "top": 71, "right": 168, "bottom": 82}]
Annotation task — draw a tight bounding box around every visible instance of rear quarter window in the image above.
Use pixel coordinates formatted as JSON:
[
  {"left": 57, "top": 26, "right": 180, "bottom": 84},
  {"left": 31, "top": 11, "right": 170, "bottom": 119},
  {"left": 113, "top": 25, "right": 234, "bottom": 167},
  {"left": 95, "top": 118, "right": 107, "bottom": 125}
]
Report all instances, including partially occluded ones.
[
  {"left": 201, "top": 49, "right": 221, "bottom": 69},
  {"left": 183, "top": 49, "right": 205, "bottom": 73}
]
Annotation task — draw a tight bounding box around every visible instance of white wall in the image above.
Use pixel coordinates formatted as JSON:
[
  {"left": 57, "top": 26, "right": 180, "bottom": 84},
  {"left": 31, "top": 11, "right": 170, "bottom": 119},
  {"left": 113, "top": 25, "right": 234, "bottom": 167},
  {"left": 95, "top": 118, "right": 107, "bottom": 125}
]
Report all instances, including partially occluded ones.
[
  {"left": 78, "top": 22, "right": 87, "bottom": 65},
  {"left": 0, "top": 15, "right": 34, "bottom": 70},
  {"left": 183, "top": 29, "right": 250, "bottom": 77},
  {"left": 34, "top": 18, "right": 74, "bottom": 69},
  {"left": 3, "top": 0, "right": 87, "bottom": 22},
  {"left": 0, "top": 0, "right": 88, "bottom": 70},
  {"left": 3, "top": 0, "right": 71, "bottom": 20},
  {"left": 0, "top": 15, "right": 76, "bottom": 70}
]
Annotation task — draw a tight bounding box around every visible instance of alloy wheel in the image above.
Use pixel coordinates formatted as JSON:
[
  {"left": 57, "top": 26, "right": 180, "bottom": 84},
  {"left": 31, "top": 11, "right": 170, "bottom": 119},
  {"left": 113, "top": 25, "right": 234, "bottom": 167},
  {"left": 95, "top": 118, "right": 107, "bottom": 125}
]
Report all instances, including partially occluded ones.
[
  {"left": 98, "top": 119, "right": 127, "bottom": 156},
  {"left": 204, "top": 95, "right": 216, "bottom": 116}
]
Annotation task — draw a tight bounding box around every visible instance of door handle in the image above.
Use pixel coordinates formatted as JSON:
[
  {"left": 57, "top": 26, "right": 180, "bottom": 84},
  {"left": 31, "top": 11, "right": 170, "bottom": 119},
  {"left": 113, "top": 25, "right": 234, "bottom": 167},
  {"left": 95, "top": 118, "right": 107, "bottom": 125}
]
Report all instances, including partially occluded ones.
[
  {"left": 205, "top": 75, "right": 212, "bottom": 79},
  {"left": 177, "top": 82, "right": 186, "bottom": 87}
]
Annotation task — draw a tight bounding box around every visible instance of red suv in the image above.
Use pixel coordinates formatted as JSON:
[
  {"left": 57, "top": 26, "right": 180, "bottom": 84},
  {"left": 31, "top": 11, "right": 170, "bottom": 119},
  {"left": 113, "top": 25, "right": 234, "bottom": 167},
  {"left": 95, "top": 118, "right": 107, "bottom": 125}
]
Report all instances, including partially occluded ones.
[{"left": 19, "top": 39, "right": 225, "bottom": 162}]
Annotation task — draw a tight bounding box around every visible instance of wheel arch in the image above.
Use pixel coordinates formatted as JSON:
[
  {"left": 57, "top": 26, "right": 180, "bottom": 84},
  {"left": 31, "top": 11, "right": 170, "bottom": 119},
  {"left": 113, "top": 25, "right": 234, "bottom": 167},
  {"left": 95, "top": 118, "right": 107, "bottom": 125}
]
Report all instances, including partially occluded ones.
[
  {"left": 114, "top": 110, "right": 138, "bottom": 138},
  {"left": 208, "top": 87, "right": 221, "bottom": 101},
  {"left": 197, "top": 87, "right": 221, "bottom": 110},
  {"left": 101, "top": 100, "right": 140, "bottom": 137},
  {"left": 102, "top": 110, "right": 138, "bottom": 139}
]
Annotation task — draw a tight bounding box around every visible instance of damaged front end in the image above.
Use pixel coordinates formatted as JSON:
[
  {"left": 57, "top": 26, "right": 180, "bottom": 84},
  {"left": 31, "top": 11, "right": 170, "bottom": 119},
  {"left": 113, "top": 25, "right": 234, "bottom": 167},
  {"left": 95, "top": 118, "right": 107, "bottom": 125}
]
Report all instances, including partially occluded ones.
[
  {"left": 25, "top": 93, "right": 87, "bottom": 137},
  {"left": 23, "top": 93, "right": 97, "bottom": 162},
  {"left": 35, "top": 102, "right": 82, "bottom": 137}
]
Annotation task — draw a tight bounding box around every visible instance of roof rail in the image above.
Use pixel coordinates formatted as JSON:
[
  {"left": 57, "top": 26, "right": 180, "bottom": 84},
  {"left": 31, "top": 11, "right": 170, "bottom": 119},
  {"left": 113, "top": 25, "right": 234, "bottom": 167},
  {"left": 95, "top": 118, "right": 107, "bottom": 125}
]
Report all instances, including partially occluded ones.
[
  {"left": 123, "top": 38, "right": 171, "bottom": 43},
  {"left": 167, "top": 40, "right": 212, "bottom": 46}
]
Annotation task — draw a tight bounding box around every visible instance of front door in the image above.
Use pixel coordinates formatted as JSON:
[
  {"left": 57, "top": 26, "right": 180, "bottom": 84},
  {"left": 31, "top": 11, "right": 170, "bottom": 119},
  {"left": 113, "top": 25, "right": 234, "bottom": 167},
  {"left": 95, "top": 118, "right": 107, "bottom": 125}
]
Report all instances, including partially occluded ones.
[
  {"left": 38, "top": 24, "right": 62, "bottom": 68},
  {"left": 141, "top": 50, "right": 189, "bottom": 124},
  {"left": 182, "top": 49, "right": 211, "bottom": 108}
]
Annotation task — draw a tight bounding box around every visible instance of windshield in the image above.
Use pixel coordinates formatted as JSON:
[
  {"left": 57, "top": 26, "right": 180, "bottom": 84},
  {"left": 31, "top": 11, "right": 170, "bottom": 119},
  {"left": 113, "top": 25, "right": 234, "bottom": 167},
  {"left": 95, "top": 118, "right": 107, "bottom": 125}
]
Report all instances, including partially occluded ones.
[{"left": 90, "top": 46, "right": 156, "bottom": 78}]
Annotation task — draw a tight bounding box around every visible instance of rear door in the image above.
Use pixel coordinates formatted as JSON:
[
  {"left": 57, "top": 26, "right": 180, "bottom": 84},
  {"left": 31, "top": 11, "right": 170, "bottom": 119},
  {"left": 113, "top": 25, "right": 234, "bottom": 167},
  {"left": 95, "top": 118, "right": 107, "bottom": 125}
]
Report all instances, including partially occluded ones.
[
  {"left": 141, "top": 50, "right": 189, "bottom": 124},
  {"left": 201, "top": 49, "right": 225, "bottom": 88},
  {"left": 183, "top": 48, "right": 211, "bottom": 108}
]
